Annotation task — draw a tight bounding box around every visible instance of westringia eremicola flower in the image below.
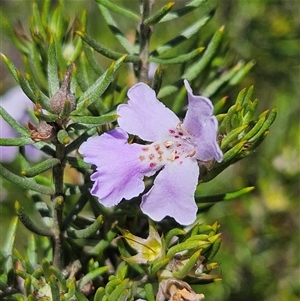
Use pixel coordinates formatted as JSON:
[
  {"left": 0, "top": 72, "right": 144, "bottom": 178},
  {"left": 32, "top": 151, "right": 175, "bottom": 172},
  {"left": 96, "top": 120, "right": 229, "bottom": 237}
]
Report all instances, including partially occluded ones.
[{"left": 79, "top": 80, "right": 223, "bottom": 225}]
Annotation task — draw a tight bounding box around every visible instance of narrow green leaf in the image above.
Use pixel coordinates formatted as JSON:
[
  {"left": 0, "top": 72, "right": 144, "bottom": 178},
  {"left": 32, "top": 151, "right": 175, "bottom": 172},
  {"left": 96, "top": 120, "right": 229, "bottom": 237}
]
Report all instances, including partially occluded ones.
[
  {"left": 160, "top": 0, "right": 209, "bottom": 22},
  {"left": 248, "top": 107, "right": 277, "bottom": 142},
  {"left": 241, "top": 111, "right": 268, "bottom": 142},
  {"left": 167, "top": 240, "right": 210, "bottom": 257},
  {"left": 21, "top": 158, "right": 60, "bottom": 177},
  {"left": 109, "top": 279, "right": 130, "bottom": 301},
  {"left": 0, "top": 164, "right": 54, "bottom": 195},
  {"left": 97, "top": 5, "right": 137, "bottom": 54},
  {"left": 149, "top": 257, "right": 170, "bottom": 275},
  {"left": 41, "top": 0, "right": 51, "bottom": 27},
  {"left": 76, "top": 56, "right": 126, "bottom": 108},
  {"left": 1, "top": 18, "right": 30, "bottom": 55},
  {"left": 206, "top": 236, "right": 222, "bottom": 261},
  {"left": 27, "top": 235, "right": 38, "bottom": 267},
  {"left": 75, "top": 291, "right": 90, "bottom": 301},
  {"left": 16, "top": 70, "right": 40, "bottom": 103},
  {"left": 70, "top": 112, "right": 118, "bottom": 125},
  {"left": 77, "top": 267, "right": 109, "bottom": 290},
  {"left": 15, "top": 201, "right": 53, "bottom": 236},
  {"left": 221, "top": 125, "right": 248, "bottom": 149},
  {"left": 164, "top": 228, "right": 186, "bottom": 247},
  {"left": 202, "top": 61, "right": 245, "bottom": 97},
  {"left": 229, "top": 60, "right": 256, "bottom": 85},
  {"left": 151, "top": 65, "right": 163, "bottom": 94},
  {"left": 1, "top": 53, "right": 18, "bottom": 82},
  {"left": 66, "top": 156, "right": 91, "bottom": 169},
  {"left": 144, "top": 2, "right": 175, "bottom": 25},
  {"left": 77, "top": 31, "right": 140, "bottom": 63},
  {"left": 94, "top": 0, "right": 140, "bottom": 21},
  {"left": 144, "top": 283, "right": 155, "bottom": 301},
  {"left": 0, "top": 137, "right": 33, "bottom": 146},
  {"left": 49, "top": 275, "right": 60, "bottom": 300},
  {"left": 49, "top": 266, "right": 67, "bottom": 291},
  {"left": 25, "top": 72, "right": 52, "bottom": 111},
  {"left": 222, "top": 140, "right": 246, "bottom": 162},
  {"left": 32, "top": 194, "right": 53, "bottom": 227},
  {"left": 82, "top": 43, "right": 104, "bottom": 76},
  {"left": 183, "top": 25, "right": 225, "bottom": 80},
  {"left": 151, "top": 14, "right": 212, "bottom": 57},
  {"left": 196, "top": 186, "right": 255, "bottom": 203},
  {"left": 150, "top": 47, "right": 204, "bottom": 65},
  {"left": 2, "top": 217, "right": 18, "bottom": 272},
  {"left": 94, "top": 287, "right": 106, "bottom": 301},
  {"left": 31, "top": 42, "right": 48, "bottom": 89},
  {"left": 48, "top": 37, "right": 60, "bottom": 97},
  {"left": 67, "top": 215, "right": 104, "bottom": 239},
  {"left": 31, "top": 0, "right": 47, "bottom": 40}
]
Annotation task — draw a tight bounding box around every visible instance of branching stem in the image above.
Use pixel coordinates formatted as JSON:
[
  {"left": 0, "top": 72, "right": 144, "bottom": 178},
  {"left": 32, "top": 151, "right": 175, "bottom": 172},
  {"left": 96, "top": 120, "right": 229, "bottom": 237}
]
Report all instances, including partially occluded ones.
[{"left": 138, "top": 0, "right": 155, "bottom": 83}]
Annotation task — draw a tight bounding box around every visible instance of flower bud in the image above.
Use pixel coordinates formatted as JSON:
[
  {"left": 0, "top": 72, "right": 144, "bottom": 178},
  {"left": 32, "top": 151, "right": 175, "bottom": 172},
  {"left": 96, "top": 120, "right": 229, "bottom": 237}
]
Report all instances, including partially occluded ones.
[{"left": 49, "top": 69, "right": 75, "bottom": 116}]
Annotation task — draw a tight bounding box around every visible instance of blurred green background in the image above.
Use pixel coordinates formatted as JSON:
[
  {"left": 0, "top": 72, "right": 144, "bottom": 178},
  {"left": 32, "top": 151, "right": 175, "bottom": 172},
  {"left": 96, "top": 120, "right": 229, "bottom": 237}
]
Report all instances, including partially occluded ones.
[{"left": 0, "top": 1, "right": 299, "bottom": 300}]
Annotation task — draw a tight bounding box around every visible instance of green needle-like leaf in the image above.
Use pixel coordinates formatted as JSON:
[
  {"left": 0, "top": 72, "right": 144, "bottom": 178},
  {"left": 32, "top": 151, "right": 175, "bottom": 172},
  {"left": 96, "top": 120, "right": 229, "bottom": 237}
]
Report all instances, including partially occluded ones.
[
  {"left": 95, "top": 0, "right": 140, "bottom": 21},
  {"left": 21, "top": 158, "right": 60, "bottom": 177},
  {"left": 167, "top": 240, "right": 210, "bottom": 258},
  {"left": 76, "top": 56, "right": 126, "bottom": 109},
  {"left": 0, "top": 163, "right": 54, "bottom": 195},
  {"left": 196, "top": 186, "right": 255, "bottom": 203},
  {"left": 221, "top": 125, "right": 248, "bottom": 149},
  {"left": 0, "top": 137, "right": 33, "bottom": 146},
  {"left": 248, "top": 107, "right": 277, "bottom": 142},
  {"left": 183, "top": 25, "right": 224, "bottom": 81},
  {"left": 47, "top": 37, "right": 60, "bottom": 97},
  {"left": 2, "top": 216, "right": 18, "bottom": 272},
  {"left": 70, "top": 112, "right": 118, "bottom": 126},
  {"left": 160, "top": 0, "right": 209, "bottom": 22},
  {"left": 67, "top": 215, "right": 104, "bottom": 238},
  {"left": 77, "top": 31, "right": 140, "bottom": 63},
  {"left": 150, "top": 47, "right": 204, "bottom": 65},
  {"left": 97, "top": 5, "right": 137, "bottom": 54},
  {"left": 144, "top": 2, "right": 175, "bottom": 25},
  {"left": 77, "top": 266, "right": 109, "bottom": 290},
  {"left": 151, "top": 14, "right": 212, "bottom": 57},
  {"left": 15, "top": 201, "right": 53, "bottom": 236},
  {"left": 49, "top": 275, "right": 60, "bottom": 300}
]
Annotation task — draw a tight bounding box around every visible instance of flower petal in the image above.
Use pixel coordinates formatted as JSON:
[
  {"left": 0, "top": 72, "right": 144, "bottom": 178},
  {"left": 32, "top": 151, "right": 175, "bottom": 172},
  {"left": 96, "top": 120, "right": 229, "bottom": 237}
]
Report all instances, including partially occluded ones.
[
  {"left": 183, "top": 80, "right": 223, "bottom": 162},
  {"left": 141, "top": 159, "right": 199, "bottom": 225},
  {"left": 117, "top": 83, "right": 179, "bottom": 142},
  {"left": 79, "top": 128, "right": 153, "bottom": 206}
]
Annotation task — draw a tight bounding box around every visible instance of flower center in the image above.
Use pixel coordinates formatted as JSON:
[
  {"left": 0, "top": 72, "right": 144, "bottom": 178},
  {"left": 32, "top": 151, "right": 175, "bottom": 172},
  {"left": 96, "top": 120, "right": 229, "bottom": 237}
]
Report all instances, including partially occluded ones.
[{"left": 139, "top": 123, "right": 197, "bottom": 169}]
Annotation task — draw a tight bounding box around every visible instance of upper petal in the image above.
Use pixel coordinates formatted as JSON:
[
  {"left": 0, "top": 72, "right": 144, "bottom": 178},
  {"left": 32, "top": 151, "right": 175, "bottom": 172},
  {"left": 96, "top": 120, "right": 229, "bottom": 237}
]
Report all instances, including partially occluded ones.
[
  {"left": 182, "top": 80, "right": 223, "bottom": 162},
  {"left": 79, "top": 128, "right": 153, "bottom": 206},
  {"left": 117, "top": 83, "right": 179, "bottom": 142},
  {"left": 141, "top": 159, "right": 199, "bottom": 225}
]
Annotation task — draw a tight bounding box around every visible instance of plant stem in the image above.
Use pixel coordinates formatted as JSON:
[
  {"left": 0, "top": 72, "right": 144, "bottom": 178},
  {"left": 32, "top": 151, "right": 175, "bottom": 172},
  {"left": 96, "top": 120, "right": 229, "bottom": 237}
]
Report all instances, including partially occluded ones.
[
  {"left": 52, "top": 140, "right": 66, "bottom": 269},
  {"left": 138, "top": 0, "right": 154, "bottom": 83}
]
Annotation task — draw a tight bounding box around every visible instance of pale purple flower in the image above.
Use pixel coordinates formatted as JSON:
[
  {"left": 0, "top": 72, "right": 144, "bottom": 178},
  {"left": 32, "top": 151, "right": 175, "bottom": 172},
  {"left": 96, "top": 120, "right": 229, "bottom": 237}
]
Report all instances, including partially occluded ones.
[
  {"left": 79, "top": 80, "right": 223, "bottom": 225},
  {"left": 0, "top": 86, "right": 45, "bottom": 162}
]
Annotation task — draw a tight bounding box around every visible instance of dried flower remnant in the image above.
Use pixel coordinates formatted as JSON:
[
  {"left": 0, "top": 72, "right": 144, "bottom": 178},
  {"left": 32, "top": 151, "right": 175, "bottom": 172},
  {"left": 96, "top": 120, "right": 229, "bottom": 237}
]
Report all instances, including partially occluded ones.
[
  {"left": 79, "top": 80, "right": 222, "bottom": 225},
  {"left": 28, "top": 120, "right": 55, "bottom": 142},
  {"left": 156, "top": 279, "right": 205, "bottom": 301}
]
